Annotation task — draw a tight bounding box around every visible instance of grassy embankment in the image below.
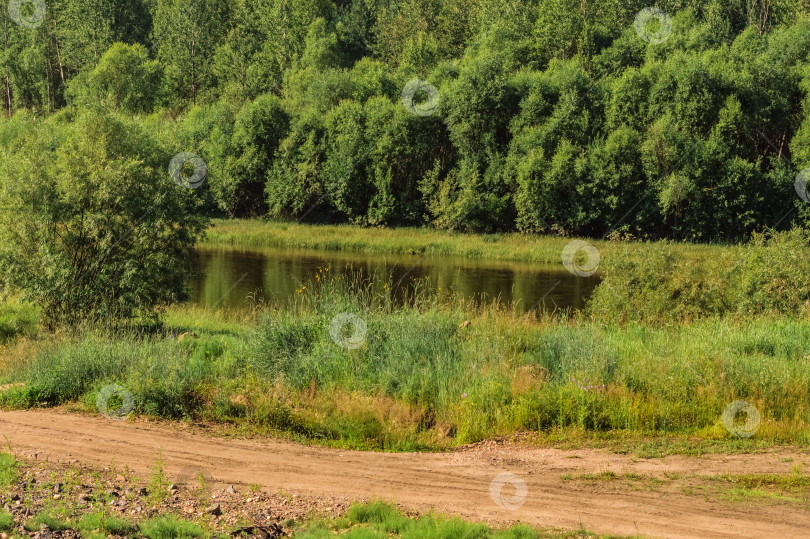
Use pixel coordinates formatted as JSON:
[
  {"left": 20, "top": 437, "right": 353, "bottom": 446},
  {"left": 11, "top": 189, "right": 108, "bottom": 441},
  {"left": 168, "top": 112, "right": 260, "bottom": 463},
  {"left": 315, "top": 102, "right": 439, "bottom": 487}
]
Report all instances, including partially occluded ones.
[
  {"left": 202, "top": 219, "right": 730, "bottom": 265},
  {"left": 1, "top": 226, "right": 809, "bottom": 454}
]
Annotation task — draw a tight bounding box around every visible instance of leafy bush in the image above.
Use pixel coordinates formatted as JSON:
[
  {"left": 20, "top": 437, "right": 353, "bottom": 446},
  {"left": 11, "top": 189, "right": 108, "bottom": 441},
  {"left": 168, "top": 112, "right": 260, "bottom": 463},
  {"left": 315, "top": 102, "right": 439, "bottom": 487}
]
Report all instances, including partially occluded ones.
[
  {"left": 0, "top": 302, "right": 38, "bottom": 344},
  {"left": 222, "top": 94, "right": 290, "bottom": 216},
  {"left": 70, "top": 43, "right": 165, "bottom": 113},
  {"left": 586, "top": 242, "right": 732, "bottom": 324},
  {"left": 0, "top": 109, "right": 208, "bottom": 325},
  {"left": 587, "top": 229, "right": 810, "bottom": 324},
  {"left": 730, "top": 229, "right": 810, "bottom": 315}
]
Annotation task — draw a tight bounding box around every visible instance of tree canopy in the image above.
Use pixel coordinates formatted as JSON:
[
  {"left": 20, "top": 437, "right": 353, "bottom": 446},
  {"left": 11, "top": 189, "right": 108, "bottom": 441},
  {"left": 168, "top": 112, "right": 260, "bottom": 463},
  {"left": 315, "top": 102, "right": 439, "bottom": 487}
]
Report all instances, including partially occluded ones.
[{"left": 2, "top": 0, "right": 810, "bottom": 241}]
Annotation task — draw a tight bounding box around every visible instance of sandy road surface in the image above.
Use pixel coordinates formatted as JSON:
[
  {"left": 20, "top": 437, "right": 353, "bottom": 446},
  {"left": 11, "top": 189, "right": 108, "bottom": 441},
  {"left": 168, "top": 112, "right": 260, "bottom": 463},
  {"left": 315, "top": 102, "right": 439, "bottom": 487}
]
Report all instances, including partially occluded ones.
[{"left": 1, "top": 409, "right": 808, "bottom": 538}]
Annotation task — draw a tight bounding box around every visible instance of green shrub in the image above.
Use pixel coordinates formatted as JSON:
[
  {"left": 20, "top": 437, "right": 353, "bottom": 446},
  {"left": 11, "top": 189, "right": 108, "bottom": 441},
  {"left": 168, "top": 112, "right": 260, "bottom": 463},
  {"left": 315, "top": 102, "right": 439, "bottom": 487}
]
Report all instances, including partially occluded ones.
[
  {"left": 24, "top": 511, "right": 71, "bottom": 532},
  {"left": 70, "top": 43, "right": 165, "bottom": 113},
  {"left": 0, "top": 510, "right": 12, "bottom": 532},
  {"left": 0, "top": 302, "right": 38, "bottom": 344},
  {"left": 0, "top": 109, "right": 208, "bottom": 326},
  {"left": 0, "top": 453, "right": 18, "bottom": 486},
  {"left": 139, "top": 516, "right": 204, "bottom": 539},
  {"left": 730, "top": 229, "right": 810, "bottom": 316},
  {"left": 587, "top": 230, "right": 810, "bottom": 324},
  {"left": 78, "top": 513, "right": 135, "bottom": 536},
  {"left": 586, "top": 241, "right": 732, "bottom": 324}
]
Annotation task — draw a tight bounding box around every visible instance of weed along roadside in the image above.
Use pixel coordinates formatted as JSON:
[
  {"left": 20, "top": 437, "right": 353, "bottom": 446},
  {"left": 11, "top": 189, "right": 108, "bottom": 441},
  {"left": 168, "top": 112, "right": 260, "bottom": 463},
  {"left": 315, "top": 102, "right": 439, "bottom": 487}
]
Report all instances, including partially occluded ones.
[{"left": 0, "top": 446, "right": 567, "bottom": 539}]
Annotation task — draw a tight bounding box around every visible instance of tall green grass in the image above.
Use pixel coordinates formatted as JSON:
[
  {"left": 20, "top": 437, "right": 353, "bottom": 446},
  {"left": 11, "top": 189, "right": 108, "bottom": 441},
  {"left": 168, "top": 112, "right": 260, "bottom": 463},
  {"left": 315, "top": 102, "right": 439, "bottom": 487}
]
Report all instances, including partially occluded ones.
[
  {"left": 4, "top": 262, "right": 810, "bottom": 451},
  {"left": 0, "top": 510, "right": 12, "bottom": 532},
  {"left": 139, "top": 516, "right": 204, "bottom": 539},
  {"left": 294, "top": 501, "right": 574, "bottom": 538},
  {"left": 0, "top": 300, "right": 38, "bottom": 344},
  {"left": 204, "top": 218, "right": 726, "bottom": 265},
  {"left": 0, "top": 330, "right": 245, "bottom": 420},
  {"left": 246, "top": 301, "right": 810, "bottom": 445},
  {"left": 0, "top": 452, "right": 18, "bottom": 486}
]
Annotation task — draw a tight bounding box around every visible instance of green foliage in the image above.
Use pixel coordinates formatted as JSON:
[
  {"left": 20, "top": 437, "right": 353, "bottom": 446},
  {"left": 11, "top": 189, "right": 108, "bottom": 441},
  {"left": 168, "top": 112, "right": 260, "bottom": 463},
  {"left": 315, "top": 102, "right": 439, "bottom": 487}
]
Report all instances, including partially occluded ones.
[
  {"left": 71, "top": 43, "right": 165, "bottom": 113},
  {"left": 153, "top": 0, "right": 233, "bottom": 105},
  {"left": 77, "top": 513, "right": 135, "bottom": 536},
  {"left": 24, "top": 510, "right": 71, "bottom": 532},
  {"left": 0, "top": 332, "right": 234, "bottom": 419},
  {"left": 2, "top": 0, "right": 810, "bottom": 234},
  {"left": 139, "top": 516, "right": 204, "bottom": 539},
  {"left": 0, "top": 509, "right": 12, "bottom": 532},
  {"left": 731, "top": 229, "right": 810, "bottom": 315},
  {"left": 176, "top": 99, "right": 239, "bottom": 215},
  {"left": 222, "top": 94, "right": 290, "bottom": 216},
  {"left": 587, "top": 229, "right": 810, "bottom": 324},
  {"left": 0, "top": 301, "right": 37, "bottom": 344},
  {"left": 586, "top": 241, "right": 732, "bottom": 324},
  {"left": 0, "top": 452, "right": 18, "bottom": 486},
  {"left": 0, "top": 109, "right": 208, "bottom": 325},
  {"left": 1, "top": 0, "right": 810, "bottom": 378},
  {"left": 54, "top": 0, "right": 151, "bottom": 74},
  {"left": 147, "top": 451, "right": 171, "bottom": 507}
]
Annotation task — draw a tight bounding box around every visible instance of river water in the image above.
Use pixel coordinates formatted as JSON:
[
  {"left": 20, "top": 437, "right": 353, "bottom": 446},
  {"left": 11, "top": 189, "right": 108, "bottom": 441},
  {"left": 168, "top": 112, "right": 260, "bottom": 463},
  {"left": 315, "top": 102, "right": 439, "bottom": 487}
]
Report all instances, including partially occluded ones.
[{"left": 189, "top": 246, "right": 600, "bottom": 313}]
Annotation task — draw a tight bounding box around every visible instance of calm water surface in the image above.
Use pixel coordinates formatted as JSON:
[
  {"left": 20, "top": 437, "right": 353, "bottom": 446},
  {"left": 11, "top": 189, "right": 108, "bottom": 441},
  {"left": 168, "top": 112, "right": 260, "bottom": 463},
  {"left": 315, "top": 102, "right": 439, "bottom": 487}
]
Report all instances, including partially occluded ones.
[{"left": 189, "top": 246, "right": 600, "bottom": 313}]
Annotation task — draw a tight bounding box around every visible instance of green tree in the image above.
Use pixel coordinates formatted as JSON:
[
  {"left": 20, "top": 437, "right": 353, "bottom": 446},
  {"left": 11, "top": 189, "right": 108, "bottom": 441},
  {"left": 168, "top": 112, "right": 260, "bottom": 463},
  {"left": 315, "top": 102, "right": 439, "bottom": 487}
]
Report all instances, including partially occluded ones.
[
  {"left": 70, "top": 43, "right": 164, "bottom": 112},
  {"left": 53, "top": 0, "right": 115, "bottom": 74},
  {"left": 0, "top": 109, "right": 208, "bottom": 324},
  {"left": 152, "top": 0, "right": 233, "bottom": 105},
  {"left": 223, "top": 94, "right": 290, "bottom": 216},
  {"left": 0, "top": 7, "right": 56, "bottom": 113},
  {"left": 266, "top": 110, "right": 328, "bottom": 220}
]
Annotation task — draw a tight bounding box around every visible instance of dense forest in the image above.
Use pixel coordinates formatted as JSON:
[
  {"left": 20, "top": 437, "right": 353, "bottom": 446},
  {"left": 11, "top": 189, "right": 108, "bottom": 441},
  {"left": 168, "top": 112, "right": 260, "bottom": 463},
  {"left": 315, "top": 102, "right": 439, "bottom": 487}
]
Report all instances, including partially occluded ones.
[{"left": 3, "top": 0, "right": 810, "bottom": 241}]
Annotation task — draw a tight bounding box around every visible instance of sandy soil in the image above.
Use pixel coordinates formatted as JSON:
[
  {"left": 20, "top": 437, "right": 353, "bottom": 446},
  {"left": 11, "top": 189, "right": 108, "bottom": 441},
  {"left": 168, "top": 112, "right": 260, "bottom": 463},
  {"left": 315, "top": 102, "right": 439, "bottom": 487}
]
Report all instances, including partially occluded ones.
[{"left": 2, "top": 409, "right": 809, "bottom": 538}]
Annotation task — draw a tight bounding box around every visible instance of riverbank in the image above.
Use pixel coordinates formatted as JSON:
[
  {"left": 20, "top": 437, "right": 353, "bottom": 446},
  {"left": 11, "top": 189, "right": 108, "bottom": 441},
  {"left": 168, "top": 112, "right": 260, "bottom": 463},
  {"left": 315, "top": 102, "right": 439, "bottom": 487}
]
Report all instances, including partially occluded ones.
[
  {"left": 203, "top": 219, "right": 732, "bottom": 265},
  {"left": 2, "top": 275, "right": 809, "bottom": 454}
]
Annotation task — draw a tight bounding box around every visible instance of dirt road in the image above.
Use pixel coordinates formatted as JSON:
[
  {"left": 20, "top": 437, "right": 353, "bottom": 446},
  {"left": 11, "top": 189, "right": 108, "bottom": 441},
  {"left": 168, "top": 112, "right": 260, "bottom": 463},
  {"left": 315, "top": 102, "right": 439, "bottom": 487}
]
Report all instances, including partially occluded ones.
[{"left": 1, "top": 409, "right": 808, "bottom": 538}]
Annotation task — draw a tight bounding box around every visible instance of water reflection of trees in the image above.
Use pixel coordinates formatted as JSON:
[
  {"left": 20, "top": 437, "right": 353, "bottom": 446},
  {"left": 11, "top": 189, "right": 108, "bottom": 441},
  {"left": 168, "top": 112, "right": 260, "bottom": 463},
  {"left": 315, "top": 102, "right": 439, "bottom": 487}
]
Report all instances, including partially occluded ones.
[{"left": 191, "top": 248, "right": 599, "bottom": 312}]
